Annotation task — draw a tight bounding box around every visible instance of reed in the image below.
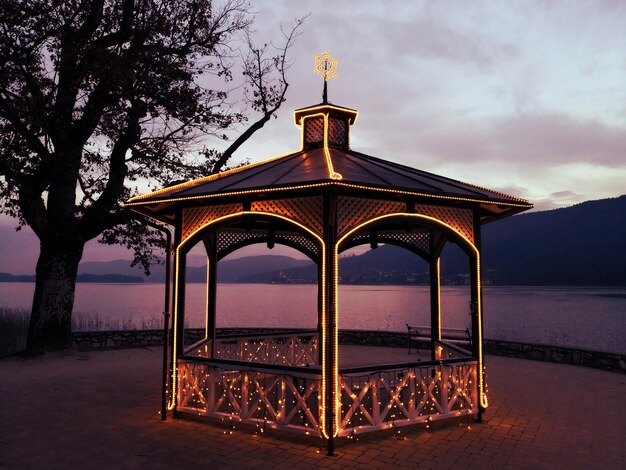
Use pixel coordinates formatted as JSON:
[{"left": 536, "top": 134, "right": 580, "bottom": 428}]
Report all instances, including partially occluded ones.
[
  {"left": 0, "top": 309, "right": 166, "bottom": 355},
  {"left": 0, "top": 307, "right": 29, "bottom": 356}
]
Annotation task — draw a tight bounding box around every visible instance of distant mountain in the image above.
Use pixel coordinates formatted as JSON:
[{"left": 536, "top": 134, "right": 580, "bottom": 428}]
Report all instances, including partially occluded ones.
[
  {"left": 217, "top": 255, "right": 311, "bottom": 283},
  {"left": 4, "top": 195, "right": 625, "bottom": 286},
  {"left": 258, "top": 196, "right": 626, "bottom": 286},
  {"left": 0, "top": 272, "right": 143, "bottom": 283},
  {"left": 77, "top": 255, "right": 311, "bottom": 283},
  {"left": 479, "top": 195, "right": 626, "bottom": 285}
]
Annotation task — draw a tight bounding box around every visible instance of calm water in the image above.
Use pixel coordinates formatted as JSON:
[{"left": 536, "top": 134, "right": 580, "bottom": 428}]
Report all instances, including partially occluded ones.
[{"left": 2, "top": 283, "right": 625, "bottom": 354}]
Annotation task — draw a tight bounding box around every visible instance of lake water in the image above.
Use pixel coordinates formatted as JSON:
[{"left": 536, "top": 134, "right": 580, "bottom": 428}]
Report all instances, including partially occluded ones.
[{"left": 1, "top": 283, "right": 625, "bottom": 354}]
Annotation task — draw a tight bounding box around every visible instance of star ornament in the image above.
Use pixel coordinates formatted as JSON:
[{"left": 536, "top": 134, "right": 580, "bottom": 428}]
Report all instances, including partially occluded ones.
[{"left": 314, "top": 50, "right": 339, "bottom": 81}]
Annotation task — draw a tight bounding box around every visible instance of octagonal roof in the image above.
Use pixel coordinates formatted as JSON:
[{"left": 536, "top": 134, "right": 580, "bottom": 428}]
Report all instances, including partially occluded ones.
[{"left": 126, "top": 102, "right": 532, "bottom": 223}]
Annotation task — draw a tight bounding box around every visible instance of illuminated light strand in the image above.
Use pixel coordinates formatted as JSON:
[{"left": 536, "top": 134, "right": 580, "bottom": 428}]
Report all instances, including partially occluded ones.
[
  {"left": 127, "top": 149, "right": 302, "bottom": 203},
  {"left": 168, "top": 211, "right": 325, "bottom": 415},
  {"left": 299, "top": 113, "right": 342, "bottom": 180},
  {"left": 294, "top": 104, "right": 358, "bottom": 125},
  {"left": 168, "top": 248, "right": 182, "bottom": 410},
  {"left": 130, "top": 104, "right": 356, "bottom": 204},
  {"left": 436, "top": 257, "right": 441, "bottom": 342},
  {"left": 205, "top": 257, "right": 210, "bottom": 340},
  {"left": 170, "top": 217, "right": 489, "bottom": 420},
  {"left": 314, "top": 50, "right": 338, "bottom": 81},
  {"left": 334, "top": 182, "right": 531, "bottom": 209},
  {"left": 125, "top": 180, "right": 531, "bottom": 213},
  {"left": 337, "top": 212, "right": 488, "bottom": 411},
  {"left": 331, "top": 241, "right": 340, "bottom": 436},
  {"left": 319, "top": 241, "right": 329, "bottom": 439}
]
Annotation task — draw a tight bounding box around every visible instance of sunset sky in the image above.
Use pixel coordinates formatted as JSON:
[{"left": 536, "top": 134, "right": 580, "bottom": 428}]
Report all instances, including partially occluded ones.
[
  {"left": 241, "top": 0, "right": 626, "bottom": 211},
  {"left": 1, "top": 0, "right": 625, "bottom": 273}
]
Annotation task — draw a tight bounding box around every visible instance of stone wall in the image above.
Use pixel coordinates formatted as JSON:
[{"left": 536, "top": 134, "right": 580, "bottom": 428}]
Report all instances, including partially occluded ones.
[
  {"left": 71, "top": 328, "right": 626, "bottom": 373},
  {"left": 483, "top": 339, "right": 626, "bottom": 373}
]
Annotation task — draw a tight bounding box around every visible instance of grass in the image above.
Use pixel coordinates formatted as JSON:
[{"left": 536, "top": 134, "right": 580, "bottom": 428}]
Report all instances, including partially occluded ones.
[{"left": 0, "top": 308, "right": 165, "bottom": 356}]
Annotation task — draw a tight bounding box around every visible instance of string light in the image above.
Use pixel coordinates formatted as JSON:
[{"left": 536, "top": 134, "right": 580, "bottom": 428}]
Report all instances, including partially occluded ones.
[
  {"left": 125, "top": 179, "right": 531, "bottom": 212},
  {"left": 338, "top": 212, "right": 489, "bottom": 411},
  {"left": 167, "top": 185, "right": 488, "bottom": 439}
]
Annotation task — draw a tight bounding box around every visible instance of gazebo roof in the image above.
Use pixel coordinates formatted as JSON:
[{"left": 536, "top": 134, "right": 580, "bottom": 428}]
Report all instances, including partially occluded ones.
[{"left": 127, "top": 102, "right": 532, "bottom": 222}]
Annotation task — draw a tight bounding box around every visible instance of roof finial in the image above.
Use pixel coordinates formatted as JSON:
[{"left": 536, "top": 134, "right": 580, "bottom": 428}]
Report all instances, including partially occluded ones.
[{"left": 314, "top": 50, "right": 338, "bottom": 104}]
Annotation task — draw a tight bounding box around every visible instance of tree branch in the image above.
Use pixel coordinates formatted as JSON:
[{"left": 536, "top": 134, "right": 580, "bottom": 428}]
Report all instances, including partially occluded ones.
[
  {"left": 81, "top": 101, "right": 145, "bottom": 233},
  {"left": 91, "top": 0, "right": 135, "bottom": 48},
  {"left": 211, "top": 16, "right": 306, "bottom": 173}
]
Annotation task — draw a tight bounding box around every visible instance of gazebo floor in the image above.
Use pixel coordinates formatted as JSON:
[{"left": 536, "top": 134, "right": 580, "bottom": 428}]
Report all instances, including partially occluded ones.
[{"left": 338, "top": 344, "right": 429, "bottom": 367}]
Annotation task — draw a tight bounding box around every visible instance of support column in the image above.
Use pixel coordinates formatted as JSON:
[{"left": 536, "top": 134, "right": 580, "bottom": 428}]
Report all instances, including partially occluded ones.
[
  {"left": 469, "top": 254, "right": 483, "bottom": 421},
  {"left": 171, "top": 215, "right": 184, "bottom": 416},
  {"left": 162, "top": 227, "right": 172, "bottom": 421},
  {"left": 203, "top": 233, "right": 217, "bottom": 358},
  {"left": 470, "top": 209, "right": 485, "bottom": 421},
  {"left": 322, "top": 191, "right": 338, "bottom": 456},
  {"left": 429, "top": 256, "right": 441, "bottom": 360},
  {"left": 317, "top": 259, "right": 324, "bottom": 366}
]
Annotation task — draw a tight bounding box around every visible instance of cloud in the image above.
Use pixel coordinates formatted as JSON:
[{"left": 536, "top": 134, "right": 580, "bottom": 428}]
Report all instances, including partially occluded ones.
[
  {"left": 375, "top": 15, "right": 518, "bottom": 69},
  {"left": 390, "top": 112, "right": 626, "bottom": 168},
  {"left": 550, "top": 190, "right": 579, "bottom": 199}
]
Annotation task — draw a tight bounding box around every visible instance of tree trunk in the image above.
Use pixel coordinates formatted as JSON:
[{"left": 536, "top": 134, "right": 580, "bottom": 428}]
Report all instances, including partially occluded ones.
[{"left": 26, "top": 239, "right": 84, "bottom": 353}]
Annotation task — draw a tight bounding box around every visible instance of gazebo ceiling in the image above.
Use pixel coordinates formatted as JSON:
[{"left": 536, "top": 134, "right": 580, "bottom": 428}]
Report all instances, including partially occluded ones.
[{"left": 126, "top": 101, "right": 532, "bottom": 223}]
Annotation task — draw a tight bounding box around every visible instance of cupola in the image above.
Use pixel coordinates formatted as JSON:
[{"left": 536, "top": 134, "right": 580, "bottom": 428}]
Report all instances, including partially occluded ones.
[{"left": 294, "top": 103, "right": 358, "bottom": 150}]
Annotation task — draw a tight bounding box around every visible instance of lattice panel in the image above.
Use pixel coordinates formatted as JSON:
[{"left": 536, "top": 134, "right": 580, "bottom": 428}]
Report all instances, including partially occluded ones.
[
  {"left": 182, "top": 204, "right": 242, "bottom": 242},
  {"left": 217, "top": 228, "right": 265, "bottom": 254},
  {"left": 217, "top": 228, "right": 320, "bottom": 260},
  {"left": 304, "top": 117, "right": 324, "bottom": 145},
  {"left": 328, "top": 117, "right": 347, "bottom": 148},
  {"left": 347, "top": 229, "right": 431, "bottom": 256},
  {"left": 275, "top": 231, "right": 320, "bottom": 258},
  {"left": 379, "top": 229, "right": 430, "bottom": 254},
  {"left": 414, "top": 204, "right": 474, "bottom": 243},
  {"left": 251, "top": 197, "right": 324, "bottom": 237},
  {"left": 338, "top": 197, "right": 406, "bottom": 237}
]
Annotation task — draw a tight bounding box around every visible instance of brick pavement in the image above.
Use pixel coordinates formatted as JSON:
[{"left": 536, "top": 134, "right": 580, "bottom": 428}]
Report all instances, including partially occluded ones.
[{"left": 1, "top": 347, "right": 624, "bottom": 469}]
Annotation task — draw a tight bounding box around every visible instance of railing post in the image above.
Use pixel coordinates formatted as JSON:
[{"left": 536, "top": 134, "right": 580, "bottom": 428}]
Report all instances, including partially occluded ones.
[
  {"left": 278, "top": 375, "right": 286, "bottom": 425},
  {"left": 441, "top": 365, "right": 449, "bottom": 415},
  {"left": 372, "top": 375, "right": 380, "bottom": 426},
  {"left": 409, "top": 369, "right": 416, "bottom": 420},
  {"left": 208, "top": 366, "right": 216, "bottom": 414},
  {"left": 241, "top": 371, "right": 249, "bottom": 420}
]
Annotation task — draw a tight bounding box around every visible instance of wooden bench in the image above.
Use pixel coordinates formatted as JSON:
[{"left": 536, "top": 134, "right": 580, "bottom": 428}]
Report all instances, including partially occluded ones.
[{"left": 406, "top": 324, "right": 471, "bottom": 353}]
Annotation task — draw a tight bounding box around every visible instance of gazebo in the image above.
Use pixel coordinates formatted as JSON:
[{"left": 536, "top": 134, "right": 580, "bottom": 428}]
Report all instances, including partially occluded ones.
[{"left": 126, "top": 82, "right": 531, "bottom": 453}]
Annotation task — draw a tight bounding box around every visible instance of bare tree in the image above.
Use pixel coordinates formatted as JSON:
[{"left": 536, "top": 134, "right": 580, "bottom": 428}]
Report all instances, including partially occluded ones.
[{"left": 0, "top": 0, "right": 305, "bottom": 352}]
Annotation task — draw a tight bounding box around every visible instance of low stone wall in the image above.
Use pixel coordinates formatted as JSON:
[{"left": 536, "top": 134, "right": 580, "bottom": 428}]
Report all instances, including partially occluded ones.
[
  {"left": 483, "top": 339, "right": 626, "bottom": 373},
  {"left": 72, "top": 330, "right": 166, "bottom": 349},
  {"left": 71, "top": 327, "right": 314, "bottom": 350},
  {"left": 71, "top": 328, "right": 626, "bottom": 373}
]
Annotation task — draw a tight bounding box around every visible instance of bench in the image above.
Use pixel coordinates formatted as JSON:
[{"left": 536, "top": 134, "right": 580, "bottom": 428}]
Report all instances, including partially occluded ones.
[{"left": 406, "top": 324, "right": 471, "bottom": 353}]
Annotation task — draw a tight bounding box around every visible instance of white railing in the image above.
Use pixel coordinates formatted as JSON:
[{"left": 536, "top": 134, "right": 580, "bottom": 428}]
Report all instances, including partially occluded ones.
[
  {"left": 178, "top": 360, "right": 321, "bottom": 435},
  {"left": 177, "top": 349, "right": 477, "bottom": 438},
  {"left": 212, "top": 332, "right": 319, "bottom": 366},
  {"left": 338, "top": 360, "right": 477, "bottom": 436}
]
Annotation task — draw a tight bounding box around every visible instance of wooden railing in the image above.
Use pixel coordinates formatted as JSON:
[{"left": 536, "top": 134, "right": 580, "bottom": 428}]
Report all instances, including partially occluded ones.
[
  {"left": 177, "top": 332, "right": 478, "bottom": 438},
  {"left": 338, "top": 359, "right": 477, "bottom": 436},
  {"left": 185, "top": 330, "right": 319, "bottom": 366},
  {"left": 178, "top": 358, "right": 321, "bottom": 435}
]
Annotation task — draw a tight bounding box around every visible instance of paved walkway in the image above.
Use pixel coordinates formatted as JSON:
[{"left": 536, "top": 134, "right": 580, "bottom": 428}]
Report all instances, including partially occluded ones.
[{"left": 1, "top": 347, "right": 624, "bottom": 469}]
